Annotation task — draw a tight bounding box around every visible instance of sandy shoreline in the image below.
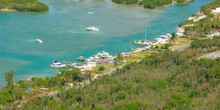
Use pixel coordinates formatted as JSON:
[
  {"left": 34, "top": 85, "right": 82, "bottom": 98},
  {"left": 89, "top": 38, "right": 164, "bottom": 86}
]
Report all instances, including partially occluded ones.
[{"left": 0, "top": 8, "right": 16, "bottom": 12}]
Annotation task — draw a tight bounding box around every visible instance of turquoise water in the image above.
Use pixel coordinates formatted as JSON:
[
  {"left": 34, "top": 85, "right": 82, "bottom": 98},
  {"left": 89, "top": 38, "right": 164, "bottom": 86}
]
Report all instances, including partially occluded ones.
[{"left": 0, "top": 0, "right": 213, "bottom": 85}]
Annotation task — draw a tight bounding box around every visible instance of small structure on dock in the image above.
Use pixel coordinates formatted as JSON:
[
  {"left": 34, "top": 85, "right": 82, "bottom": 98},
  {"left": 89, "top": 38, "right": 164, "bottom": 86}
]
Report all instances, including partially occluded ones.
[
  {"left": 86, "top": 62, "right": 96, "bottom": 67},
  {"left": 92, "top": 51, "right": 114, "bottom": 64},
  {"left": 121, "top": 52, "right": 131, "bottom": 58},
  {"left": 76, "top": 56, "right": 87, "bottom": 61}
]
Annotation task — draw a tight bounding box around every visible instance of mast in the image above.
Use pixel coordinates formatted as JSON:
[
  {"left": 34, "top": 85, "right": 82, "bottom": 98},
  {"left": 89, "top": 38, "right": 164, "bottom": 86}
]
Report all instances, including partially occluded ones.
[
  {"left": 128, "top": 39, "right": 130, "bottom": 45},
  {"left": 145, "top": 29, "right": 147, "bottom": 40},
  {"left": 132, "top": 36, "right": 134, "bottom": 43}
]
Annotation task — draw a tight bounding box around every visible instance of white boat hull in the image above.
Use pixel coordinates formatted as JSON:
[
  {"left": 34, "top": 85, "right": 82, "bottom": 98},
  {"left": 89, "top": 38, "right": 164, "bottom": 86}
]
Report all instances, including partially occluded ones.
[
  {"left": 36, "top": 39, "right": 43, "bottom": 43},
  {"left": 85, "top": 27, "right": 99, "bottom": 31},
  {"left": 50, "top": 64, "right": 67, "bottom": 68}
]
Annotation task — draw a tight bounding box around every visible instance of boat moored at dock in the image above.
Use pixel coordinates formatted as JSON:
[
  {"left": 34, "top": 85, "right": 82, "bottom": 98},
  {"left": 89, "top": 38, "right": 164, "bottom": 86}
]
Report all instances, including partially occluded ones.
[
  {"left": 50, "top": 60, "right": 67, "bottom": 68},
  {"left": 76, "top": 56, "right": 87, "bottom": 61}
]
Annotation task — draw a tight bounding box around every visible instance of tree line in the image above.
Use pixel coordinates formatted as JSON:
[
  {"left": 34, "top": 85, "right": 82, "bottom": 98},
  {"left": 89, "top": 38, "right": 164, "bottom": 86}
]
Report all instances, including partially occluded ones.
[
  {"left": 112, "top": 0, "right": 192, "bottom": 9},
  {"left": 179, "top": 0, "right": 220, "bottom": 39},
  {"left": 0, "top": 68, "right": 91, "bottom": 106},
  {"left": 19, "top": 36, "right": 220, "bottom": 110},
  {"left": 0, "top": 0, "right": 49, "bottom": 12}
]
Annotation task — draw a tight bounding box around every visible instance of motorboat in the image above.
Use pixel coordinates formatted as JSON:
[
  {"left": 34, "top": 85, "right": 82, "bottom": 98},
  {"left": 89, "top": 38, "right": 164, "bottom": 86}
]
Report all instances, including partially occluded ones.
[
  {"left": 50, "top": 60, "right": 67, "bottom": 68},
  {"left": 36, "top": 39, "right": 43, "bottom": 43},
  {"left": 85, "top": 27, "right": 99, "bottom": 31},
  {"left": 134, "top": 40, "right": 150, "bottom": 46}
]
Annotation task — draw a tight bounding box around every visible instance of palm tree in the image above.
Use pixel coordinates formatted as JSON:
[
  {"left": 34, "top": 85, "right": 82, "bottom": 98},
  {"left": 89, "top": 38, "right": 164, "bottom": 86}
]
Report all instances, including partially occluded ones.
[
  {"left": 116, "top": 53, "right": 123, "bottom": 61},
  {"left": 5, "top": 69, "right": 14, "bottom": 88}
]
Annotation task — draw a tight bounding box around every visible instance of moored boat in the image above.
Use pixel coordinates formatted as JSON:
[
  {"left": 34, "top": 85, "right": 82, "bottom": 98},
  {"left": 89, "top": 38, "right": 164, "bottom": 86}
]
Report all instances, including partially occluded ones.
[
  {"left": 85, "top": 27, "right": 99, "bottom": 31},
  {"left": 50, "top": 60, "right": 67, "bottom": 68}
]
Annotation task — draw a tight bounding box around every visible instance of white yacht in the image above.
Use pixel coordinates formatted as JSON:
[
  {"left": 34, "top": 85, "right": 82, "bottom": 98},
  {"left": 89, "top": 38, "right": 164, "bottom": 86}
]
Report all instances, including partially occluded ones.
[
  {"left": 50, "top": 60, "right": 67, "bottom": 68},
  {"left": 36, "top": 39, "right": 43, "bottom": 43},
  {"left": 85, "top": 27, "right": 99, "bottom": 31},
  {"left": 134, "top": 40, "right": 150, "bottom": 46},
  {"left": 134, "top": 30, "right": 150, "bottom": 46}
]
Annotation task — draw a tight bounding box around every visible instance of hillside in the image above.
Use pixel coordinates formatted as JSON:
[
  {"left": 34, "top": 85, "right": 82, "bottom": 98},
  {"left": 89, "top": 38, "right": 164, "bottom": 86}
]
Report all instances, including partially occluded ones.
[
  {"left": 178, "top": 0, "right": 220, "bottom": 39},
  {"left": 112, "top": 0, "right": 192, "bottom": 9},
  {"left": 20, "top": 36, "right": 220, "bottom": 110},
  {"left": 0, "top": 0, "right": 49, "bottom": 12},
  {"left": 0, "top": 0, "right": 220, "bottom": 109}
]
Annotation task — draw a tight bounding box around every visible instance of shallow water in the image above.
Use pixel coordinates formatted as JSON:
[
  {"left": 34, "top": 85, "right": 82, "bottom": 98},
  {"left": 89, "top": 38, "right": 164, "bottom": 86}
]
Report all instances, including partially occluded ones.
[{"left": 0, "top": 0, "right": 213, "bottom": 85}]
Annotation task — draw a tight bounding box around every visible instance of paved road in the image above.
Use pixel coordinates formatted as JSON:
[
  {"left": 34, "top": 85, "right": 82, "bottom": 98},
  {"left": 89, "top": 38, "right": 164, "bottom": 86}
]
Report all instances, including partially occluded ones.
[
  {"left": 172, "top": 44, "right": 190, "bottom": 51},
  {"left": 206, "top": 32, "right": 220, "bottom": 39},
  {"left": 198, "top": 51, "right": 220, "bottom": 59}
]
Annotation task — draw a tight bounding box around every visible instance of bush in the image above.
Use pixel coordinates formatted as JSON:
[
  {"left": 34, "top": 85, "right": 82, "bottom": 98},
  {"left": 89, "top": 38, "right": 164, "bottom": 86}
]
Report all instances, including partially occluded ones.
[
  {"left": 176, "top": 0, "right": 186, "bottom": 4},
  {"left": 150, "top": 80, "right": 167, "bottom": 91},
  {"left": 144, "top": 2, "right": 156, "bottom": 9},
  {"left": 183, "top": 82, "right": 192, "bottom": 88},
  {"left": 165, "top": 93, "right": 192, "bottom": 109},
  {"left": 17, "top": 80, "right": 31, "bottom": 89},
  {"left": 164, "top": 43, "right": 171, "bottom": 49},
  {"left": 113, "top": 0, "right": 125, "bottom": 4},
  {"left": 117, "top": 91, "right": 126, "bottom": 100},
  {"left": 189, "top": 90, "right": 200, "bottom": 98},
  {"left": 143, "top": 0, "right": 172, "bottom": 9},
  {"left": 125, "top": 0, "right": 138, "bottom": 4},
  {"left": 98, "top": 66, "right": 105, "bottom": 71},
  {"left": 116, "top": 102, "right": 148, "bottom": 110}
]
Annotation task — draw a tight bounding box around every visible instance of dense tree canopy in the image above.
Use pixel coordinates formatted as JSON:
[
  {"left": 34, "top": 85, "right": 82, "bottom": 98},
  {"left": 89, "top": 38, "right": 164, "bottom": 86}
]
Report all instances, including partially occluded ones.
[
  {"left": 112, "top": 0, "right": 191, "bottom": 9},
  {"left": 0, "top": 68, "right": 91, "bottom": 105},
  {"left": 178, "top": 0, "right": 220, "bottom": 39},
  {"left": 0, "top": 0, "right": 49, "bottom": 12},
  {"left": 20, "top": 36, "right": 220, "bottom": 109}
]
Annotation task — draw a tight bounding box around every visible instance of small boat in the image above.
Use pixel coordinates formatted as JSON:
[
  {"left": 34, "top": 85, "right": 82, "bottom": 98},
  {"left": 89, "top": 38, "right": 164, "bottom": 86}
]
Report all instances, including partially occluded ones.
[
  {"left": 131, "top": 47, "right": 142, "bottom": 51},
  {"left": 50, "top": 60, "right": 67, "bottom": 68},
  {"left": 134, "top": 40, "right": 150, "bottom": 46},
  {"left": 76, "top": 56, "right": 87, "bottom": 61},
  {"left": 85, "top": 27, "right": 99, "bottom": 31},
  {"left": 134, "top": 30, "right": 150, "bottom": 46},
  {"left": 36, "top": 39, "right": 43, "bottom": 43},
  {"left": 88, "top": 12, "right": 94, "bottom": 14}
]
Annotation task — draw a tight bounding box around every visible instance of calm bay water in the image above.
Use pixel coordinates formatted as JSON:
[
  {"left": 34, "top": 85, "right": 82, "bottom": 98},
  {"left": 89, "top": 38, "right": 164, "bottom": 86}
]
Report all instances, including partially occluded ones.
[{"left": 0, "top": 0, "right": 213, "bottom": 85}]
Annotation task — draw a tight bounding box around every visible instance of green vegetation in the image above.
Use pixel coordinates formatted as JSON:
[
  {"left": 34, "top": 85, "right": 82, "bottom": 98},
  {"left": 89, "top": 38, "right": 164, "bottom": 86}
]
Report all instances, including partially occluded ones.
[
  {"left": 112, "top": 0, "right": 192, "bottom": 9},
  {"left": 98, "top": 66, "right": 105, "bottom": 71},
  {"left": 114, "top": 53, "right": 124, "bottom": 61},
  {"left": 0, "top": 0, "right": 220, "bottom": 109},
  {"left": 0, "top": 70, "right": 23, "bottom": 105},
  {"left": 184, "top": 18, "right": 220, "bottom": 38},
  {"left": 1, "top": 34, "right": 219, "bottom": 110},
  {"left": 0, "top": 0, "right": 49, "bottom": 12},
  {"left": 201, "top": 0, "right": 220, "bottom": 15},
  {"left": 190, "top": 36, "right": 220, "bottom": 50},
  {"left": 178, "top": 0, "right": 220, "bottom": 39},
  {"left": 0, "top": 68, "right": 91, "bottom": 105},
  {"left": 19, "top": 36, "right": 220, "bottom": 109},
  {"left": 176, "top": 0, "right": 188, "bottom": 4},
  {"left": 142, "top": 0, "right": 173, "bottom": 9},
  {"left": 170, "top": 32, "right": 177, "bottom": 41}
]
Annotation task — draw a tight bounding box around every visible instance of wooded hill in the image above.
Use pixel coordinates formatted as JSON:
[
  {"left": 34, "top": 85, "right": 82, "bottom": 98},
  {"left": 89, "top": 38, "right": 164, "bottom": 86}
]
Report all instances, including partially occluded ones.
[
  {"left": 113, "top": 0, "right": 192, "bottom": 9},
  {"left": 20, "top": 36, "right": 220, "bottom": 110},
  {"left": 0, "top": 0, "right": 49, "bottom": 12}
]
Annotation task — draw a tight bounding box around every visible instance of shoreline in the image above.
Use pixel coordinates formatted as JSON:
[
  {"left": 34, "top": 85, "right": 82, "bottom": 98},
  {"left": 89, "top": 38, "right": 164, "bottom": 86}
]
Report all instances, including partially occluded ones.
[
  {"left": 114, "top": 0, "right": 192, "bottom": 10},
  {"left": 0, "top": 0, "right": 212, "bottom": 87},
  {"left": 1, "top": 0, "right": 218, "bottom": 107},
  {"left": 0, "top": 8, "right": 17, "bottom": 12}
]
